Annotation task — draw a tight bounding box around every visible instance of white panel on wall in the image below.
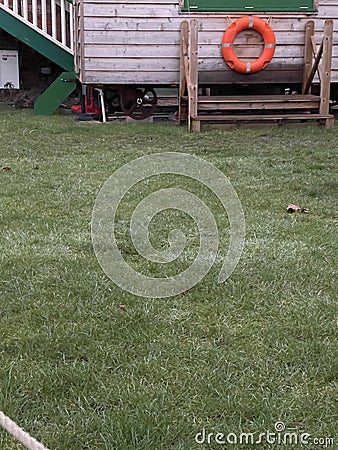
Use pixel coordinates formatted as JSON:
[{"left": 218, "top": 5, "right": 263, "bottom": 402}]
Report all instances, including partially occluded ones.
[{"left": 0, "top": 50, "right": 20, "bottom": 89}]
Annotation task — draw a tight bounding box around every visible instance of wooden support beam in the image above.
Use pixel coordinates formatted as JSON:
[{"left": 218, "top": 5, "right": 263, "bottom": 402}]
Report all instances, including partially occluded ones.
[
  {"left": 189, "top": 19, "right": 198, "bottom": 131},
  {"left": 311, "top": 35, "right": 317, "bottom": 55},
  {"left": 191, "top": 120, "right": 201, "bottom": 132},
  {"left": 310, "top": 35, "right": 323, "bottom": 79},
  {"left": 319, "top": 19, "right": 334, "bottom": 124},
  {"left": 302, "top": 21, "right": 314, "bottom": 94},
  {"left": 303, "top": 40, "right": 323, "bottom": 95}
]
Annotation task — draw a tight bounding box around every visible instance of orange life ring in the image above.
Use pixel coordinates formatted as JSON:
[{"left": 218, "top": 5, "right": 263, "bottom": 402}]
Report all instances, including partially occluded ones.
[{"left": 221, "top": 16, "right": 276, "bottom": 74}]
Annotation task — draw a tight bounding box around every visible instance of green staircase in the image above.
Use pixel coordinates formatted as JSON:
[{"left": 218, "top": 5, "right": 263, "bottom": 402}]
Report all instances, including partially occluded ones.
[
  {"left": 34, "top": 71, "right": 77, "bottom": 115},
  {"left": 0, "top": 0, "right": 76, "bottom": 114}
]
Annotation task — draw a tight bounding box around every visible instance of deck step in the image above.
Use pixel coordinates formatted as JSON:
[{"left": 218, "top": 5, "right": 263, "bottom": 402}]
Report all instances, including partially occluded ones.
[
  {"left": 196, "top": 113, "right": 333, "bottom": 122},
  {"left": 198, "top": 95, "right": 321, "bottom": 103},
  {"left": 198, "top": 95, "right": 321, "bottom": 111}
]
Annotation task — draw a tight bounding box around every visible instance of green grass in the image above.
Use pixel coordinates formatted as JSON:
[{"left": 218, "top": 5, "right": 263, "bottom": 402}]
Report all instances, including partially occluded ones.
[{"left": 0, "top": 107, "right": 337, "bottom": 450}]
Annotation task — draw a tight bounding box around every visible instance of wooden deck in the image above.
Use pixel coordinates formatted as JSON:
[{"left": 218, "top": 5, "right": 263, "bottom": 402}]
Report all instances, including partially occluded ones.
[{"left": 179, "top": 19, "right": 334, "bottom": 131}]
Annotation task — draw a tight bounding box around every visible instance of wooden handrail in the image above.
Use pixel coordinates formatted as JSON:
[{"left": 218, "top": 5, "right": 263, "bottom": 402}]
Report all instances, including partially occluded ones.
[
  {"left": 302, "top": 19, "right": 333, "bottom": 97},
  {"left": 0, "top": 0, "right": 73, "bottom": 51}
]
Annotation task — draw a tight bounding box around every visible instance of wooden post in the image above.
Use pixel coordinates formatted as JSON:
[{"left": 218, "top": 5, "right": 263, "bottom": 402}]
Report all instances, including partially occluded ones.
[
  {"left": 179, "top": 21, "right": 189, "bottom": 124},
  {"left": 189, "top": 19, "right": 199, "bottom": 132},
  {"left": 302, "top": 21, "right": 314, "bottom": 94},
  {"left": 319, "top": 19, "right": 333, "bottom": 126}
]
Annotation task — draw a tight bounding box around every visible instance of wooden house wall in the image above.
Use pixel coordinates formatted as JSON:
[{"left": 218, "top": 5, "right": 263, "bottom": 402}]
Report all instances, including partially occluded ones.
[{"left": 76, "top": 0, "right": 338, "bottom": 86}]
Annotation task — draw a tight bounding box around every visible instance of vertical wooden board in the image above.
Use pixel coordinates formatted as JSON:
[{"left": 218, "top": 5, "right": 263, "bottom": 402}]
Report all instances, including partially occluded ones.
[
  {"left": 79, "top": 0, "right": 85, "bottom": 82},
  {"left": 320, "top": 19, "right": 334, "bottom": 116},
  {"left": 189, "top": 18, "right": 198, "bottom": 121},
  {"left": 191, "top": 119, "right": 201, "bottom": 132}
]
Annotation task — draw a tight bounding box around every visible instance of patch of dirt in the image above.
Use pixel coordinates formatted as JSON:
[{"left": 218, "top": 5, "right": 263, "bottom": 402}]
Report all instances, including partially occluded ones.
[
  {"left": 0, "top": 88, "right": 42, "bottom": 108},
  {"left": 0, "top": 87, "right": 80, "bottom": 109}
]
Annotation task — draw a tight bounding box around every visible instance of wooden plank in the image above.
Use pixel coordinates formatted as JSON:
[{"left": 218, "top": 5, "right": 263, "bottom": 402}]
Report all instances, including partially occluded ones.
[
  {"left": 303, "top": 39, "right": 324, "bottom": 94},
  {"left": 82, "top": 16, "right": 338, "bottom": 32},
  {"left": 82, "top": 66, "right": 336, "bottom": 85},
  {"left": 79, "top": 0, "right": 85, "bottom": 83},
  {"left": 196, "top": 114, "right": 333, "bottom": 121},
  {"left": 83, "top": 18, "right": 181, "bottom": 31},
  {"left": 83, "top": 45, "right": 180, "bottom": 58},
  {"left": 191, "top": 119, "right": 201, "bottom": 131},
  {"left": 83, "top": 30, "right": 181, "bottom": 45},
  {"left": 81, "top": 68, "right": 304, "bottom": 85},
  {"left": 325, "top": 117, "right": 335, "bottom": 128},
  {"left": 83, "top": 4, "right": 179, "bottom": 17},
  {"left": 80, "top": 32, "right": 338, "bottom": 59},
  {"left": 83, "top": 29, "right": 318, "bottom": 45},
  {"left": 81, "top": 44, "right": 338, "bottom": 63},
  {"left": 82, "top": 56, "right": 310, "bottom": 72},
  {"left": 198, "top": 94, "right": 322, "bottom": 111},
  {"left": 83, "top": 71, "right": 180, "bottom": 84},
  {"left": 311, "top": 35, "right": 317, "bottom": 54},
  {"left": 198, "top": 101, "right": 321, "bottom": 110},
  {"left": 320, "top": 19, "right": 334, "bottom": 118},
  {"left": 201, "top": 121, "right": 326, "bottom": 130},
  {"left": 82, "top": 29, "right": 313, "bottom": 46},
  {"left": 189, "top": 19, "right": 198, "bottom": 122},
  {"left": 82, "top": 44, "right": 332, "bottom": 60},
  {"left": 84, "top": 58, "right": 180, "bottom": 71},
  {"left": 198, "top": 69, "right": 307, "bottom": 84},
  {"left": 302, "top": 21, "right": 314, "bottom": 93},
  {"left": 81, "top": 2, "right": 338, "bottom": 19},
  {"left": 198, "top": 95, "right": 321, "bottom": 102}
]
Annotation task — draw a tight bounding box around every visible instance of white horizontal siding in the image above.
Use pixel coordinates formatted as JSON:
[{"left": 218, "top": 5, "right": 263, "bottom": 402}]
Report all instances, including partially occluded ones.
[
  {"left": 82, "top": 30, "right": 336, "bottom": 51},
  {"left": 77, "top": 0, "right": 338, "bottom": 85},
  {"left": 83, "top": 3, "right": 180, "bottom": 17}
]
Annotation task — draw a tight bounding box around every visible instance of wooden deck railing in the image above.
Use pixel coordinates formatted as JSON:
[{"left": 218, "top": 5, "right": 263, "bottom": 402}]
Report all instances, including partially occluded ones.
[
  {"left": 0, "top": 0, "right": 73, "bottom": 51},
  {"left": 302, "top": 19, "right": 334, "bottom": 117}
]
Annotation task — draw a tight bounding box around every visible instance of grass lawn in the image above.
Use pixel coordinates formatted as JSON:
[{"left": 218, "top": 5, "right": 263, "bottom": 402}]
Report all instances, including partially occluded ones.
[{"left": 0, "top": 107, "right": 337, "bottom": 450}]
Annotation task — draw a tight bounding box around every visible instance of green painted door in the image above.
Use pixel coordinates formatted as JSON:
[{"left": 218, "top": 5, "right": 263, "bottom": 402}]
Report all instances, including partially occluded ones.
[{"left": 183, "top": 0, "right": 315, "bottom": 12}]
